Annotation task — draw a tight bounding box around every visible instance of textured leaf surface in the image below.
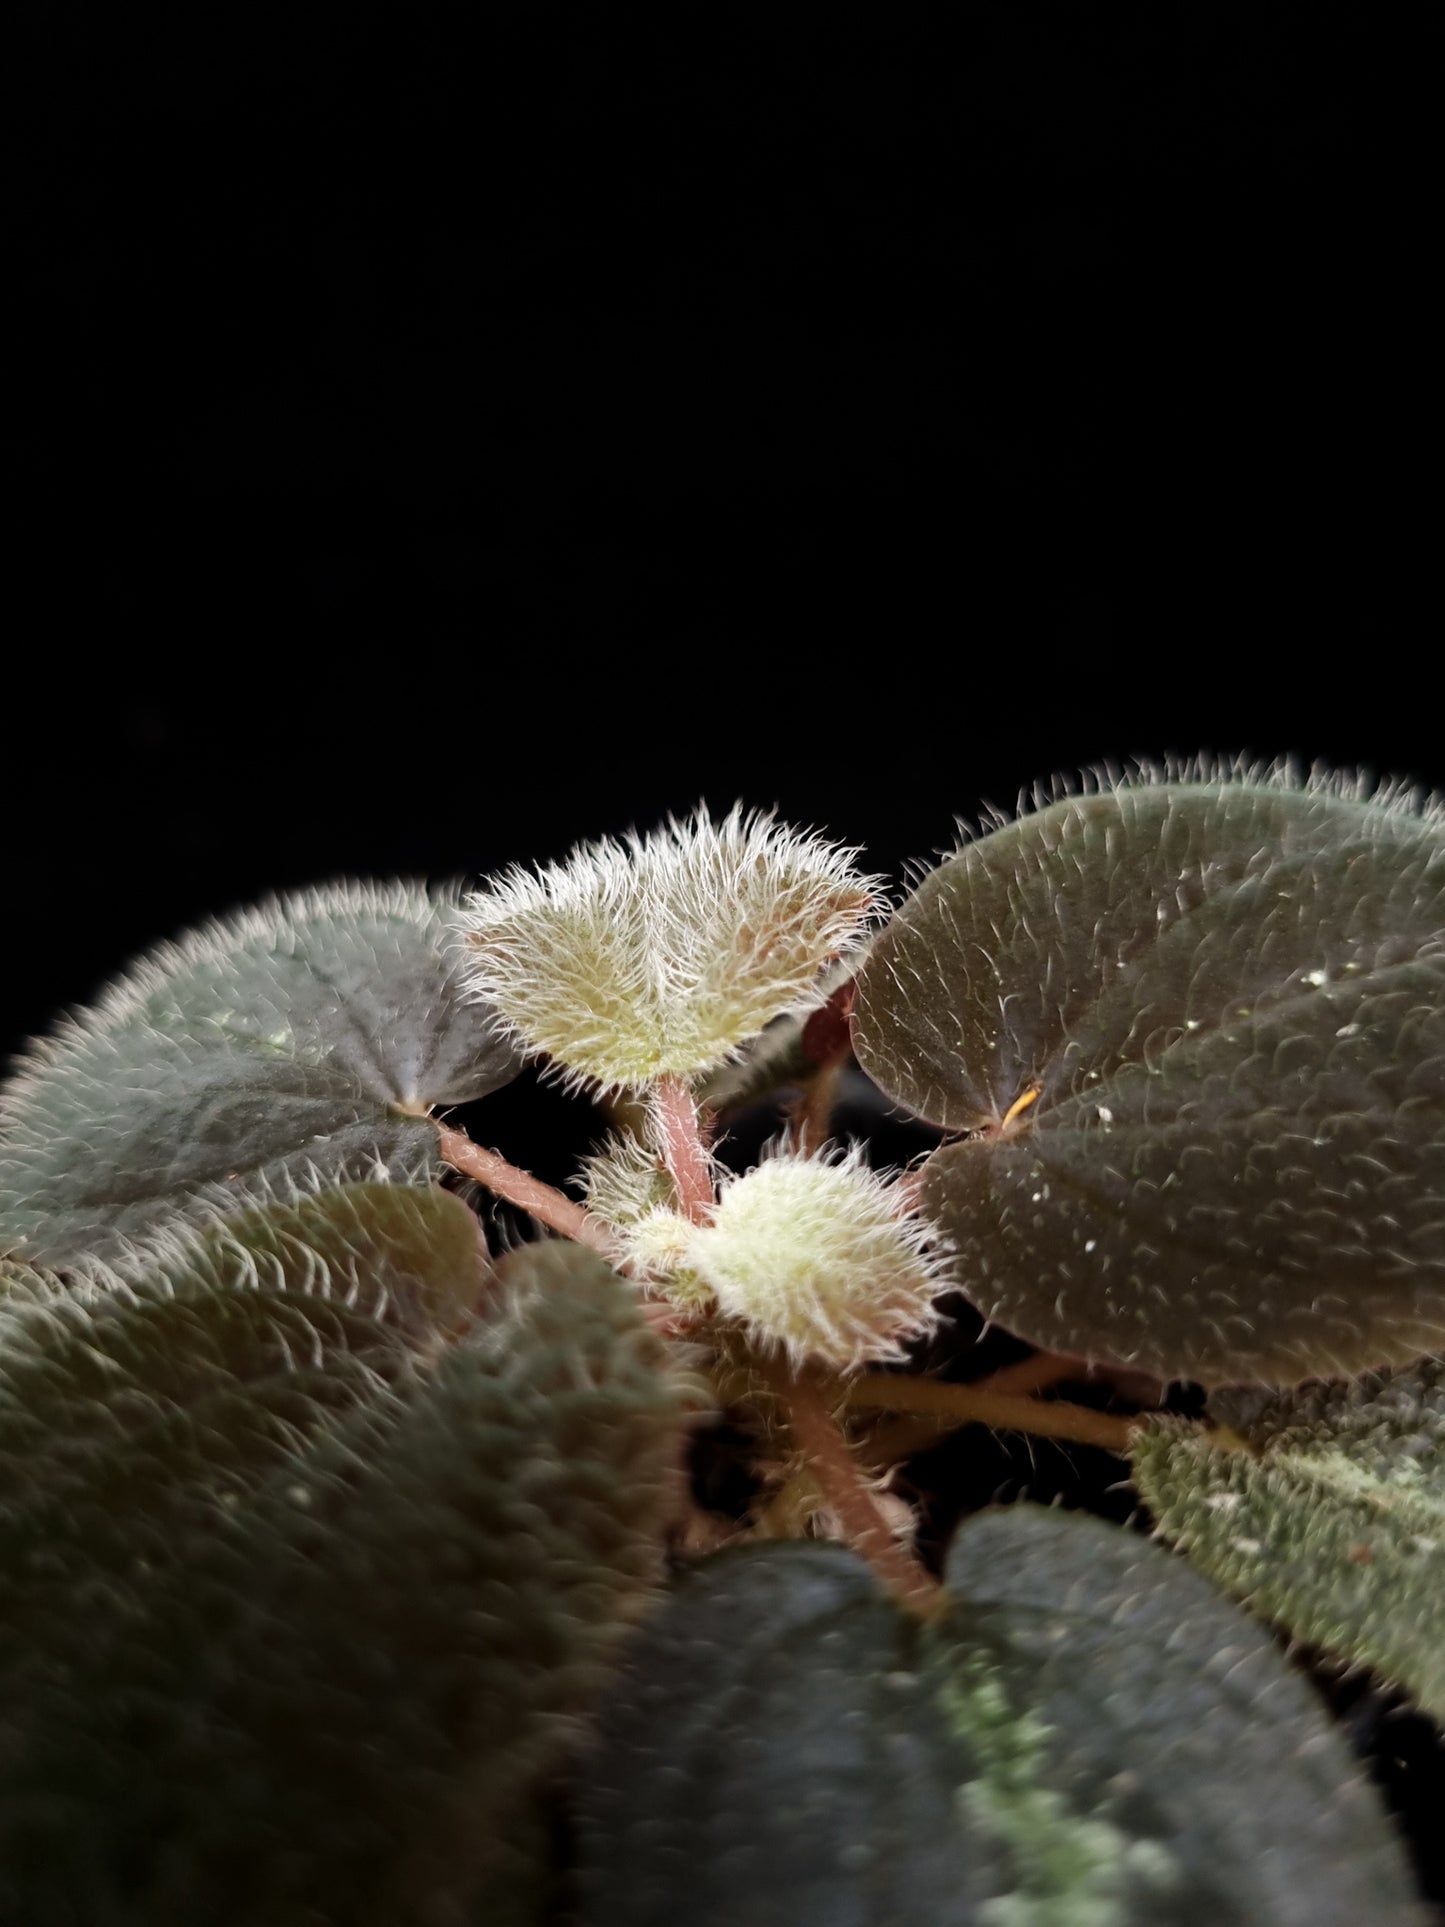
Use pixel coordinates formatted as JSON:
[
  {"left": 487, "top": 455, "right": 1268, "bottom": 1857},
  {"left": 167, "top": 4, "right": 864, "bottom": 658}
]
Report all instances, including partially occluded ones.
[
  {"left": 1134, "top": 1359, "right": 1445, "bottom": 1720},
  {"left": 576, "top": 1506, "right": 1425, "bottom": 1927},
  {"left": 0, "top": 1184, "right": 484, "bottom": 1551},
  {"left": 0, "top": 881, "right": 521, "bottom": 1265},
  {"left": 459, "top": 807, "right": 880, "bottom": 1088},
  {"left": 0, "top": 1198, "right": 685, "bottom": 1925},
  {"left": 0, "top": 1256, "right": 59, "bottom": 1307},
  {"left": 852, "top": 775, "right": 1445, "bottom": 1383}
]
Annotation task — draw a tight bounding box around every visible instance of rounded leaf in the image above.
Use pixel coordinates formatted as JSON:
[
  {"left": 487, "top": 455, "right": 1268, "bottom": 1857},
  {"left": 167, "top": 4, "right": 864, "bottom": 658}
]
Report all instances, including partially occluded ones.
[
  {"left": 575, "top": 1507, "right": 1425, "bottom": 1925},
  {"left": 854, "top": 773, "right": 1445, "bottom": 1383},
  {"left": 0, "top": 1212, "right": 685, "bottom": 1924},
  {"left": 0, "top": 881, "right": 521, "bottom": 1265},
  {"left": 0, "top": 1182, "right": 487, "bottom": 1628}
]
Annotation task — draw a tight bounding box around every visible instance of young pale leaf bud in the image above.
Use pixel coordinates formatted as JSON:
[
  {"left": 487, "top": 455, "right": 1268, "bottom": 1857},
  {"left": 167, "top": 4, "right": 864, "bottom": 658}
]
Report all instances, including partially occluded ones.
[
  {"left": 625, "top": 1207, "right": 697, "bottom": 1279},
  {"left": 461, "top": 806, "right": 882, "bottom": 1088},
  {"left": 684, "top": 1147, "right": 950, "bottom": 1369},
  {"left": 628, "top": 1211, "right": 715, "bottom": 1311},
  {"left": 577, "top": 1130, "right": 679, "bottom": 1230},
  {"left": 576, "top": 1131, "right": 712, "bottom": 1304}
]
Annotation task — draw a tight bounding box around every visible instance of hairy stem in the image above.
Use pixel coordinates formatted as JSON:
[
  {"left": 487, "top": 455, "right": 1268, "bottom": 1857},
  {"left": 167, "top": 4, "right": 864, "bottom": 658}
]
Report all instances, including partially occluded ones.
[
  {"left": 857, "top": 1356, "right": 1091, "bottom": 1466},
  {"left": 437, "top": 1126, "right": 622, "bottom": 1260},
  {"left": 890, "top": 1166, "right": 927, "bottom": 1218},
  {"left": 762, "top": 1361, "right": 941, "bottom": 1613},
  {"left": 973, "top": 1350, "right": 1083, "bottom": 1399},
  {"left": 839, "top": 1372, "right": 1138, "bottom": 1455},
  {"left": 857, "top": 1413, "right": 953, "bottom": 1468},
  {"left": 791, "top": 1058, "right": 843, "bottom": 1158},
  {"left": 653, "top": 1073, "right": 716, "bottom": 1220}
]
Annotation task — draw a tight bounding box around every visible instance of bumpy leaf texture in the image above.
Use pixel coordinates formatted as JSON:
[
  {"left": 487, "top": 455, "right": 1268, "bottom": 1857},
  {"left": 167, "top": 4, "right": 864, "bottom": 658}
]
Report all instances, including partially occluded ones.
[
  {"left": 576, "top": 1508, "right": 1426, "bottom": 1926},
  {"left": 1133, "top": 1357, "right": 1445, "bottom": 1721},
  {"left": 0, "top": 1187, "right": 686, "bottom": 1926},
  {"left": 0, "top": 881, "right": 521, "bottom": 1266},
  {"left": 852, "top": 771, "right": 1445, "bottom": 1384}
]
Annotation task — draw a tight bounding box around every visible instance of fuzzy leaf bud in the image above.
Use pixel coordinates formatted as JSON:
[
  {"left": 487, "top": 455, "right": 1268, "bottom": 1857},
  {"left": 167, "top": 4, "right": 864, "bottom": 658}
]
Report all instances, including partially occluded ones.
[
  {"left": 461, "top": 806, "right": 882, "bottom": 1089},
  {"left": 684, "top": 1147, "right": 950, "bottom": 1369}
]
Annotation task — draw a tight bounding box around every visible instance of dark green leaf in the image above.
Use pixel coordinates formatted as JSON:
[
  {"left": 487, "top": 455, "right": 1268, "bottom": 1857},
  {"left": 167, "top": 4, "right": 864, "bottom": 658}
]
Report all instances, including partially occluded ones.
[
  {"left": 853, "top": 776, "right": 1445, "bottom": 1382},
  {"left": 0, "top": 1203, "right": 685, "bottom": 1925},
  {"left": 0, "top": 881, "right": 521, "bottom": 1264},
  {"left": 1133, "top": 1358, "right": 1445, "bottom": 1719},
  {"left": 0, "top": 1255, "right": 59, "bottom": 1306},
  {"left": 576, "top": 1506, "right": 1425, "bottom": 1926},
  {"left": 0, "top": 1183, "right": 484, "bottom": 1591}
]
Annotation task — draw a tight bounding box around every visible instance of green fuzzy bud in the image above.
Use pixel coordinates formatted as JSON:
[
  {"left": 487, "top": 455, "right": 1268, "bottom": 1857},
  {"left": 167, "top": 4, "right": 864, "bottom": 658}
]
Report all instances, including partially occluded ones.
[
  {"left": 576, "top": 1130, "right": 712, "bottom": 1303},
  {"left": 461, "top": 805, "right": 882, "bottom": 1088},
  {"left": 684, "top": 1146, "right": 950, "bottom": 1368},
  {"left": 627, "top": 1205, "right": 701, "bottom": 1277},
  {"left": 577, "top": 1127, "right": 680, "bottom": 1228}
]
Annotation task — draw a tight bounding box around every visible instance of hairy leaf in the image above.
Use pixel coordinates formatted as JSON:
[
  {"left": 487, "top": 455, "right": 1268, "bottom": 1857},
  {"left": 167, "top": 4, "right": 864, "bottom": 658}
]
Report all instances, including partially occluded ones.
[
  {"left": 460, "top": 806, "right": 881, "bottom": 1088},
  {"left": 576, "top": 1506, "right": 1425, "bottom": 1926},
  {"left": 853, "top": 773, "right": 1445, "bottom": 1383},
  {"left": 0, "top": 1200, "right": 685, "bottom": 1925},
  {"left": 0, "top": 1255, "right": 60, "bottom": 1307},
  {"left": 0, "top": 881, "right": 521, "bottom": 1264},
  {"left": 0, "top": 1184, "right": 483, "bottom": 1569},
  {"left": 1133, "top": 1358, "right": 1445, "bottom": 1720}
]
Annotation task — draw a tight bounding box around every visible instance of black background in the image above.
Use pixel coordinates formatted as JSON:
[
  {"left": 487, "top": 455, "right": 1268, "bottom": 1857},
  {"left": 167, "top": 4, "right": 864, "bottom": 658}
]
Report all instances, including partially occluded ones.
[
  {"left": 12, "top": 5, "right": 1438, "bottom": 1071},
  {"left": 11, "top": 1, "right": 1445, "bottom": 1893}
]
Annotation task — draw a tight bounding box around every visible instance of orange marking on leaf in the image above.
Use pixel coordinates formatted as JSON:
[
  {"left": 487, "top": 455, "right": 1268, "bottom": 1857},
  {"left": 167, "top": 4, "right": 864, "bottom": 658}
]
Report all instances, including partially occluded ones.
[{"left": 1000, "top": 1084, "right": 1042, "bottom": 1130}]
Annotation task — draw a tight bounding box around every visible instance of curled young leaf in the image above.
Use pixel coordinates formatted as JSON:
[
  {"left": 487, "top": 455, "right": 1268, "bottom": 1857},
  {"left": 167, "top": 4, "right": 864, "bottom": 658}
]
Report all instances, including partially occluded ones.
[
  {"left": 0, "top": 1196, "right": 685, "bottom": 1925},
  {"left": 460, "top": 805, "right": 881, "bottom": 1088},
  {"left": 0, "top": 881, "right": 521, "bottom": 1266},
  {"left": 1133, "top": 1357, "right": 1445, "bottom": 1720},
  {"left": 577, "top": 1125, "right": 680, "bottom": 1229},
  {"left": 575, "top": 1506, "right": 1425, "bottom": 1925},
  {"left": 682, "top": 1145, "right": 951, "bottom": 1368},
  {"left": 853, "top": 770, "right": 1445, "bottom": 1384}
]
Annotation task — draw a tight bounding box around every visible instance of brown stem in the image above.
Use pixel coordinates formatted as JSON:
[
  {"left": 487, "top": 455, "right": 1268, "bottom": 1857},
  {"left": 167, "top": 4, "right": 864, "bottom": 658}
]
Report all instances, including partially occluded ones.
[
  {"left": 890, "top": 1165, "right": 927, "bottom": 1218},
  {"left": 972, "top": 1351, "right": 1082, "bottom": 1399},
  {"left": 762, "top": 1361, "right": 941, "bottom": 1613},
  {"left": 642, "top": 1302, "right": 708, "bottom": 1339},
  {"left": 653, "top": 1073, "right": 716, "bottom": 1220},
  {"left": 839, "top": 1372, "right": 1137, "bottom": 1455},
  {"left": 857, "top": 1353, "right": 1090, "bottom": 1467},
  {"left": 857, "top": 1413, "right": 954, "bottom": 1467},
  {"left": 790, "top": 1058, "right": 843, "bottom": 1159},
  {"left": 437, "top": 1125, "right": 622, "bottom": 1260}
]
